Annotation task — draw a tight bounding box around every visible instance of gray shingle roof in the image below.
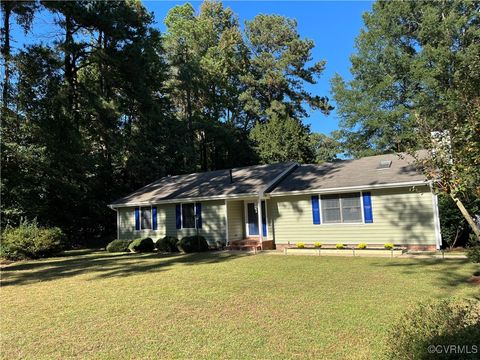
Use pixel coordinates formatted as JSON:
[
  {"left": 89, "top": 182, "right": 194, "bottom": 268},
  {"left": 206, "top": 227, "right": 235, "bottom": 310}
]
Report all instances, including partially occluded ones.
[
  {"left": 110, "top": 153, "right": 426, "bottom": 207},
  {"left": 270, "top": 153, "right": 425, "bottom": 194},
  {"left": 110, "top": 162, "right": 296, "bottom": 206}
]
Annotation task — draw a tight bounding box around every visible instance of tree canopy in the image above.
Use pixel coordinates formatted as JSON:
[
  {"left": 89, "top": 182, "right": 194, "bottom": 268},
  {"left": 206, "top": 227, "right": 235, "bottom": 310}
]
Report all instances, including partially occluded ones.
[
  {"left": 1, "top": 0, "right": 333, "bottom": 244},
  {"left": 332, "top": 0, "right": 480, "bottom": 239}
]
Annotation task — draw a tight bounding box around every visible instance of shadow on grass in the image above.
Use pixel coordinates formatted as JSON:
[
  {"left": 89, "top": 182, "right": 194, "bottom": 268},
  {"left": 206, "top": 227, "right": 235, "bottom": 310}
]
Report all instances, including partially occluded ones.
[
  {"left": 1, "top": 250, "right": 249, "bottom": 287},
  {"left": 372, "top": 258, "right": 479, "bottom": 297}
]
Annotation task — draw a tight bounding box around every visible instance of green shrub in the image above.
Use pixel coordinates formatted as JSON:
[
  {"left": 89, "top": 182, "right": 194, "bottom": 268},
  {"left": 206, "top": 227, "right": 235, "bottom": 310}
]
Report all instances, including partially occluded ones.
[
  {"left": 387, "top": 297, "right": 480, "bottom": 359},
  {"left": 128, "top": 238, "right": 155, "bottom": 253},
  {"left": 335, "top": 243, "right": 345, "bottom": 249},
  {"left": 467, "top": 246, "right": 480, "bottom": 263},
  {"left": 296, "top": 242, "right": 305, "bottom": 248},
  {"left": 106, "top": 239, "right": 132, "bottom": 253},
  {"left": 215, "top": 240, "right": 226, "bottom": 249},
  {"left": 0, "top": 219, "right": 65, "bottom": 260},
  {"left": 177, "top": 235, "right": 209, "bottom": 253},
  {"left": 156, "top": 236, "right": 179, "bottom": 253},
  {"left": 357, "top": 243, "right": 367, "bottom": 249},
  {"left": 384, "top": 243, "right": 394, "bottom": 250},
  {"left": 314, "top": 242, "right": 322, "bottom": 248}
]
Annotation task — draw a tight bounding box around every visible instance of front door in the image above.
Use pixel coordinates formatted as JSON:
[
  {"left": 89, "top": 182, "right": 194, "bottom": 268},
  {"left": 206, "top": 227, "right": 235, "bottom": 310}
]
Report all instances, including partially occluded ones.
[{"left": 246, "top": 202, "right": 259, "bottom": 236}]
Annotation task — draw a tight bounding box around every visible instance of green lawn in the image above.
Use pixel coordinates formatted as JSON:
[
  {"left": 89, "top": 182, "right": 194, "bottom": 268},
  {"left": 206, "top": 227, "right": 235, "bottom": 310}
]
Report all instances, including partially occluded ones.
[{"left": 1, "top": 251, "right": 478, "bottom": 359}]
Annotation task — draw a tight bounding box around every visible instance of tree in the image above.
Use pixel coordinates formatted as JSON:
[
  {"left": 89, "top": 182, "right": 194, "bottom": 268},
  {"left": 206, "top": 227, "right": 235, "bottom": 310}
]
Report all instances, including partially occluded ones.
[
  {"left": 250, "top": 101, "right": 314, "bottom": 164},
  {"left": 163, "top": 1, "right": 251, "bottom": 171},
  {"left": 163, "top": 2, "right": 333, "bottom": 170},
  {"left": 309, "top": 133, "right": 339, "bottom": 163},
  {"left": 332, "top": 0, "right": 480, "bottom": 240},
  {"left": 1, "top": 0, "right": 177, "bottom": 244},
  {"left": 1, "top": 0, "right": 37, "bottom": 108},
  {"left": 242, "top": 14, "right": 333, "bottom": 127}
]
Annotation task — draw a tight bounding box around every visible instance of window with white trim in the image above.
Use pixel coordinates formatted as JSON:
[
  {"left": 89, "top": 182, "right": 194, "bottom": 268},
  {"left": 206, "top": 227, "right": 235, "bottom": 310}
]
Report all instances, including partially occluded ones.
[
  {"left": 140, "top": 207, "right": 152, "bottom": 229},
  {"left": 321, "top": 193, "right": 362, "bottom": 223},
  {"left": 181, "top": 203, "right": 195, "bottom": 228}
]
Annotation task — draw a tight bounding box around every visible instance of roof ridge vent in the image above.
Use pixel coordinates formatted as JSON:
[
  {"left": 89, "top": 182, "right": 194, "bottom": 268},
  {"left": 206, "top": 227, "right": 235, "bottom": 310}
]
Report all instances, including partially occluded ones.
[{"left": 377, "top": 160, "right": 392, "bottom": 169}]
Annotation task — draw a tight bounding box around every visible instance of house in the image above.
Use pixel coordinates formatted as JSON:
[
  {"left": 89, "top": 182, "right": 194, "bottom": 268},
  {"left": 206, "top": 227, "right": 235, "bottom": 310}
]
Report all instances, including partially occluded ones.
[{"left": 108, "top": 154, "right": 442, "bottom": 251}]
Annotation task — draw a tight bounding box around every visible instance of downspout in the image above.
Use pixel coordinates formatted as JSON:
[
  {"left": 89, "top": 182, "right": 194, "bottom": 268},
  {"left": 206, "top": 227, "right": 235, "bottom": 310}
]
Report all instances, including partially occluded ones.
[
  {"left": 429, "top": 181, "right": 442, "bottom": 250},
  {"left": 108, "top": 205, "right": 120, "bottom": 240}
]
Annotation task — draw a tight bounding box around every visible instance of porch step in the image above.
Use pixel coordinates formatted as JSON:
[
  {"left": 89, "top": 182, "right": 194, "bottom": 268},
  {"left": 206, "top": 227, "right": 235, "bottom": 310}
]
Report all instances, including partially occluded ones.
[{"left": 227, "top": 239, "right": 262, "bottom": 252}]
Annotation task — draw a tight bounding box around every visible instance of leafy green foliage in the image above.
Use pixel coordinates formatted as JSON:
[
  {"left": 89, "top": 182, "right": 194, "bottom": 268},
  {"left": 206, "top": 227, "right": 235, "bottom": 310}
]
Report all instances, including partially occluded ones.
[
  {"left": 296, "top": 242, "right": 305, "bottom": 249},
  {"left": 438, "top": 194, "right": 480, "bottom": 249},
  {"left": 310, "top": 133, "right": 340, "bottom": 163},
  {"left": 314, "top": 242, "right": 322, "bottom": 248},
  {"left": 467, "top": 247, "right": 480, "bottom": 263},
  {"left": 177, "top": 235, "right": 209, "bottom": 253},
  {"left": 357, "top": 243, "right": 367, "bottom": 249},
  {"left": 156, "top": 236, "right": 179, "bottom": 253},
  {"left": 1, "top": 219, "right": 65, "bottom": 260},
  {"left": 1, "top": 0, "right": 335, "bottom": 246},
  {"left": 128, "top": 238, "right": 155, "bottom": 253},
  {"left": 384, "top": 243, "right": 394, "bottom": 250},
  {"left": 331, "top": 1, "right": 480, "bottom": 239},
  {"left": 250, "top": 102, "right": 314, "bottom": 163},
  {"left": 106, "top": 239, "right": 132, "bottom": 253},
  {"left": 335, "top": 244, "right": 345, "bottom": 249},
  {"left": 387, "top": 298, "right": 480, "bottom": 359}
]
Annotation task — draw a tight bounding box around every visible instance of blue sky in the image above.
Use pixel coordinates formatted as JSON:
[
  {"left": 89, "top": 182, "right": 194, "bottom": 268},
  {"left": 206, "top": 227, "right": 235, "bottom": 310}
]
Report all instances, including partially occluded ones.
[{"left": 9, "top": 1, "right": 373, "bottom": 135}]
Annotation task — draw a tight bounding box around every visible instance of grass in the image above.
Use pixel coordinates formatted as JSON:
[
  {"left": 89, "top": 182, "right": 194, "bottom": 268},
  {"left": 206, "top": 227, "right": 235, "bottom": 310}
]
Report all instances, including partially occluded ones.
[{"left": 1, "top": 250, "right": 478, "bottom": 359}]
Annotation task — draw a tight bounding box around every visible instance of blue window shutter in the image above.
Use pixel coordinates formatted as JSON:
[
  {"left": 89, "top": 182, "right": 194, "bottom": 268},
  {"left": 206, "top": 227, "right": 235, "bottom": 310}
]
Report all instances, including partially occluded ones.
[
  {"left": 311, "top": 195, "right": 321, "bottom": 224},
  {"left": 175, "top": 204, "right": 181, "bottom": 229},
  {"left": 152, "top": 206, "right": 157, "bottom": 230},
  {"left": 363, "top": 192, "right": 373, "bottom": 223},
  {"left": 195, "top": 203, "right": 202, "bottom": 229},
  {"left": 261, "top": 201, "right": 267, "bottom": 236},
  {"left": 135, "top": 207, "right": 140, "bottom": 230}
]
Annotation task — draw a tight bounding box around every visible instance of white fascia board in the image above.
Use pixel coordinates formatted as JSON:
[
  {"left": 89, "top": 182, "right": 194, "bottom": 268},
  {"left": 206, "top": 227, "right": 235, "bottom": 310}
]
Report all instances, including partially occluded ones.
[
  {"left": 108, "top": 193, "right": 259, "bottom": 209},
  {"left": 269, "top": 180, "right": 428, "bottom": 197}
]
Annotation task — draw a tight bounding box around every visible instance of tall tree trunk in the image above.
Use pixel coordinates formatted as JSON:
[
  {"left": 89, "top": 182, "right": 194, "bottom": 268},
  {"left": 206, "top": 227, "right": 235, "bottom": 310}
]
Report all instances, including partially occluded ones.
[
  {"left": 64, "top": 13, "right": 78, "bottom": 129},
  {"left": 1, "top": 2, "right": 12, "bottom": 108},
  {"left": 450, "top": 194, "right": 480, "bottom": 241}
]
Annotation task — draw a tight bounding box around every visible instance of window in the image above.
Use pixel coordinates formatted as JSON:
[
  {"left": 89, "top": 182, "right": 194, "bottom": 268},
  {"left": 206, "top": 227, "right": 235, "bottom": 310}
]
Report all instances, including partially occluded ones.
[
  {"left": 141, "top": 207, "right": 152, "bottom": 230},
  {"left": 181, "top": 203, "right": 195, "bottom": 228},
  {"left": 321, "top": 193, "right": 362, "bottom": 223}
]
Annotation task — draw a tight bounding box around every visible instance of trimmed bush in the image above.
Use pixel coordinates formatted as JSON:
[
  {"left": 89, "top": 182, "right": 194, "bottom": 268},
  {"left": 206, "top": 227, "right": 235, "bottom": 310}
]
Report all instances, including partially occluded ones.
[
  {"left": 156, "top": 236, "right": 179, "bottom": 253},
  {"left": 384, "top": 243, "right": 394, "bottom": 250},
  {"left": 215, "top": 240, "right": 226, "bottom": 249},
  {"left": 296, "top": 242, "right": 305, "bottom": 249},
  {"left": 128, "top": 238, "right": 155, "bottom": 253},
  {"left": 335, "top": 243, "right": 345, "bottom": 249},
  {"left": 314, "top": 242, "right": 322, "bottom": 248},
  {"left": 1, "top": 219, "right": 65, "bottom": 260},
  {"left": 177, "top": 235, "right": 209, "bottom": 253},
  {"left": 467, "top": 246, "right": 480, "bottom": 263},
  {"left": 106, "top": 239, "right": 132, "bottom": 253},
  {"left": 357, "top": 243, "right": 367, "bottom": 249},
  {"left": 387, "top": 297, "right": 480, "bottom": 359}
]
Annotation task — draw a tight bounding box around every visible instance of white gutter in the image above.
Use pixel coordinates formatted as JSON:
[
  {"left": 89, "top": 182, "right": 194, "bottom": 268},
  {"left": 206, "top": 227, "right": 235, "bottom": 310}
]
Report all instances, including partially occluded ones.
[
  {"left": 269, "top": 180, "right": 428, "bottom": 197},
  {"left": 108, "top": 192, "right": 260, "bottom": 209}
]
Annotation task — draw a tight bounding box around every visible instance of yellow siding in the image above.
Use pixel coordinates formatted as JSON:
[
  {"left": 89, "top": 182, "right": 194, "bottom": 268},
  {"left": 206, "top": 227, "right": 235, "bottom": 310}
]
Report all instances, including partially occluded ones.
[
  {"left": 173, "top": 200, "right": 225, "bottom": 245},
  {"left": 270, "top": 186, "right": 436, "bottom": 246},
  {"left": 227, "top": 200, "right": 244, "bottom": 241},
  {"left": 118, "top": 205, "right": 167, "bottom": 241},
  {"left": 266, "top": 199, "right": 274, "bottom": 240},
  {"left": 118, "top": 201, "right": 226, "bottom": 246}
]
